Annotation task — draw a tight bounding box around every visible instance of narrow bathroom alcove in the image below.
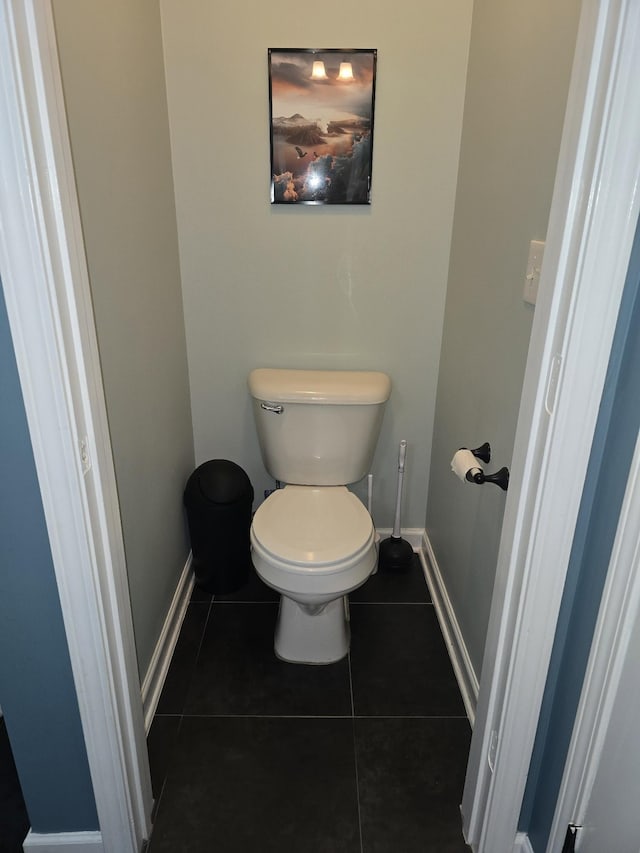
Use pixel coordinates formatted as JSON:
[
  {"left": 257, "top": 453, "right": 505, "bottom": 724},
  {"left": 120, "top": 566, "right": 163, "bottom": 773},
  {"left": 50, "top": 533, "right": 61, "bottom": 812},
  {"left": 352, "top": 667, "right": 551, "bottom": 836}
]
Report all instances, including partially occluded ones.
[{"left": 0, "top": 0, "right": 588, "bottom": 850}]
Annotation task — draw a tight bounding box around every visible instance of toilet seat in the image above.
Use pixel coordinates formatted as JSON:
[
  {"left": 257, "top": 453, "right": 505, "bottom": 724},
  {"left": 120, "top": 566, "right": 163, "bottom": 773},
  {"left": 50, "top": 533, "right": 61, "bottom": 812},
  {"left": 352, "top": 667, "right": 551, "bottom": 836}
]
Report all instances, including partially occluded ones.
[
  {"left": 251, "top": 485, "right": 374, "bottom": 573},
  {"left": 250, "top": 484, "right": 377, "bottom": 663}
]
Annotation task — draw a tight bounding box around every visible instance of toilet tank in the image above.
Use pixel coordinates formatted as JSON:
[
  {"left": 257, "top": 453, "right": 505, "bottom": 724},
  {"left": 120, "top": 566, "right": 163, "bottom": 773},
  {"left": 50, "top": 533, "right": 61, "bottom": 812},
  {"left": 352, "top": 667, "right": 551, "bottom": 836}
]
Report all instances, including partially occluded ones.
[{"left": 248, "top": 368, "right": 391, "bottom": 485}]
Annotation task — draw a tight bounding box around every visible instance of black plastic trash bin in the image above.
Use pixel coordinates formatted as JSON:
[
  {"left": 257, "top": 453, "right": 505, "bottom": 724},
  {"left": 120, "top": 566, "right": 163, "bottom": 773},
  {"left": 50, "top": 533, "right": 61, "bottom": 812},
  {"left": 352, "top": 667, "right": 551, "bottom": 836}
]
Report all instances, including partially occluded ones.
[{"left": 183, "top": 459, "right": 254, "bottom": 594}]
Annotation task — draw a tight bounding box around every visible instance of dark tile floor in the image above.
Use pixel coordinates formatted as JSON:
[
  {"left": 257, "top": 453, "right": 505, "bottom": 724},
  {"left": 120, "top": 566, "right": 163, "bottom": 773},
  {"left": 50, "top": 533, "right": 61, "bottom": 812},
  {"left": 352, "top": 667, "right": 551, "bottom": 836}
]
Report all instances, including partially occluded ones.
[
  {"left": 0, "top": 718, "right": 29, "bottom": 853},
  {"left": 147, "top": 556, "right": 471, "bottom": 852}
]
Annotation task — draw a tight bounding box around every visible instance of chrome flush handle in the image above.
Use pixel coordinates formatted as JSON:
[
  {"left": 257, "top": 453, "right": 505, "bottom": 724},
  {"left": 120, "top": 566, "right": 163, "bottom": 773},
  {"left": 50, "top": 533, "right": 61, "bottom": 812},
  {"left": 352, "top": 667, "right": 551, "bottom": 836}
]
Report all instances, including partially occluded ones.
[{"left": 260, "top": 402, "right": 284, "bottom": 414}]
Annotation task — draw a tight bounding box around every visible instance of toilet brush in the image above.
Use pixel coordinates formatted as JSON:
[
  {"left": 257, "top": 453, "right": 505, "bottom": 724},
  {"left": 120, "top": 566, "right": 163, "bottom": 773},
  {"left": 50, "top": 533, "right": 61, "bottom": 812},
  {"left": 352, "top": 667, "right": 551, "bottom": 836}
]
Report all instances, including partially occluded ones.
[{"left": 378, "top": 440, "right": 414, "bottom": 572}]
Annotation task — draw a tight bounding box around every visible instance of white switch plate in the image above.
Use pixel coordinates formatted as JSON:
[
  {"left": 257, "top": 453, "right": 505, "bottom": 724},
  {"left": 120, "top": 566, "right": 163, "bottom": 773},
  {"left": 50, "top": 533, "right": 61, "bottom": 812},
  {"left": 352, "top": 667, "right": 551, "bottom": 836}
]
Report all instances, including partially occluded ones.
[{"left": 523, "top": 239, "right": 545, "bottom": 305}]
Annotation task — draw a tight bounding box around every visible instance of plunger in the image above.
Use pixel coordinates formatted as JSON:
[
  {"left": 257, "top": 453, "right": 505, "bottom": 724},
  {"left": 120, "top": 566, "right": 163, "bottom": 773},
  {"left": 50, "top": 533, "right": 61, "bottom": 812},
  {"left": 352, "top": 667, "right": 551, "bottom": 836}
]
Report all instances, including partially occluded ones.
[{"left": 378, "top": 439, "right": 414, "bottom": 572}]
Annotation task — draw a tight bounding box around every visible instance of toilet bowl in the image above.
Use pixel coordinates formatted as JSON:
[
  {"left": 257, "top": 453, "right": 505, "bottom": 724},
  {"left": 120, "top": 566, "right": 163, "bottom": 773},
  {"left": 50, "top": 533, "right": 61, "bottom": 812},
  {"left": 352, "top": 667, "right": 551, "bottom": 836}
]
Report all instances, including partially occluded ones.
[
  {"left": 251, "top": 485, "right": 377, "bottom": 663},
  {"left": 248, "top": 367, "right": 391, "bottom": 664}
]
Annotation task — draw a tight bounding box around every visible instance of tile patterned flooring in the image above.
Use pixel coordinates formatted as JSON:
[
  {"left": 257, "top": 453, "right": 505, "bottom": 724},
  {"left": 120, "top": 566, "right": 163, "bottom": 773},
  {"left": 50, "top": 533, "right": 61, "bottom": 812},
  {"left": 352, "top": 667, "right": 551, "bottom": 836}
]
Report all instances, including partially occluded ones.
[{"left": 147, "top": 557, "right": 471, "bottom": 852}]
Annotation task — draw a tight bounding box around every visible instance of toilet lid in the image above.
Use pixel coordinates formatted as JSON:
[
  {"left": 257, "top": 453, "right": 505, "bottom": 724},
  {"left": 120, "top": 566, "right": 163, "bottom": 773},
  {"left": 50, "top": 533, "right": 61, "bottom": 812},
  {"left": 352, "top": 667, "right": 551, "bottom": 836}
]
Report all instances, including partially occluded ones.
[{"left": 251, "top": 486, "right": 374, "bottom": 570}]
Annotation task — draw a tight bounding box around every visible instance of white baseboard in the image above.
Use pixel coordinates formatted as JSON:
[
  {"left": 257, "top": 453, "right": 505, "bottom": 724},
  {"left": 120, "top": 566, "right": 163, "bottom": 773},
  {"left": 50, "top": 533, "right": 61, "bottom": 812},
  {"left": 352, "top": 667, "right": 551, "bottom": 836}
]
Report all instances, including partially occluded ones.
[
  {"left": 22, "top": 831, "right": 103, "bottom": 852},
  {"left": 375, "top": 527, "right": 425, "bottom": 550},
  {"left": 141, "top": 553, "right": 194, "bottom": 733},
  {"left": 420, "top": 532, "right": 479, "bottom": 725},
  {"left": 513, "top": 831, "right": 534, "bottom": 853}
]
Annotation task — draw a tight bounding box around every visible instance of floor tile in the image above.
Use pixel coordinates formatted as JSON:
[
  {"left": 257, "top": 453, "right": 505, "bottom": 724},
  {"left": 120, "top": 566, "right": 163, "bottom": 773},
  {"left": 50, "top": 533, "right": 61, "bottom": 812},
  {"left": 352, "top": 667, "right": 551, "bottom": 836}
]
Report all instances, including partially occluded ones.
[
  {"left": 213, "top": 566, "right": 279, "bottom": 603},
  {"left": 184, "top": 604, "right": 352, "bottom": 716},
  {"left": 356, "top": 717, "right": 471, "bottom": 852},
  {"left": 350, "top": 604, "right": 466, "bottom": 716},
  {"left": 350, "top": 554, "right": 431, "bottom": 603},
  {"left": 148, "top": 716, "right": 361, "bottom": 853},
  {"left": 190, "top": 584, "right": 212, "bottom": 603},
  {"left": 147, "top": 715, "right": 181, "bottom": 804},
  {"left": 156, "top": 603, "right": 209, "bottom": 715}
]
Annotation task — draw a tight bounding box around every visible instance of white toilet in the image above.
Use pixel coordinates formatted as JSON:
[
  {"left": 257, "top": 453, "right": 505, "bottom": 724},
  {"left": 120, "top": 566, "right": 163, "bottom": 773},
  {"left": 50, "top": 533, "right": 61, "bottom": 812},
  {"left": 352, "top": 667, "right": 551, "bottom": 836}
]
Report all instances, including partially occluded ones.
[{"left": 248, "top": 367, "right": 391, "bottom": 664}]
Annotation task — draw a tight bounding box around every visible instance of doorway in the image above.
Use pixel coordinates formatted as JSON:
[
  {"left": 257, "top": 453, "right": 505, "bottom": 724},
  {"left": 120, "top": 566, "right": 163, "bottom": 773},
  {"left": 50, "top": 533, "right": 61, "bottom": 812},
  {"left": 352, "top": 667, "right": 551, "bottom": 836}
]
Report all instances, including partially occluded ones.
[{"left": 2, "top": 2, "right": 640, "bottom": 852}]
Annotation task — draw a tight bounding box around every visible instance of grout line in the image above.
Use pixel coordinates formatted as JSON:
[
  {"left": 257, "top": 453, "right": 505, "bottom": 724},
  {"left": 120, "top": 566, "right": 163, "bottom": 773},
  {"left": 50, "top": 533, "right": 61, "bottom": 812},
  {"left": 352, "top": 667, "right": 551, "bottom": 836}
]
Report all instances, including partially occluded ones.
[
  {"left": 211, "top": 600, "right": 279, "bottom": 605},
  {"left": 353, "top": 714, "right": 470, "bottom": 720},
  {"left": 169, "top": 597, "right": 214, "bottom": 720},
  {"left": 347, "top": 650, "right": 356, "bottom": 719},
  {"left": 352, "top": 716, "right": 364, "bottom": 853},
  {"left": 210, "top": 599, "right": 432, "bottom": 606},
  {"left": 349, "top": 600, "right": 432, "bottom": 606},
  {"left": 193, "top": 597, "right": 215, "bottom": 662},
  {"left": 156, "top": 712, "right": 470, "bottom": 720},
  {"left": 148, "top": 712, "right": 186, "bottom": 843},
  {"left": 164, "top": 713, "right": 355, "bottom": 719},
  {"left": 347, "top": 651, "right": 364, "bottom": 853}
]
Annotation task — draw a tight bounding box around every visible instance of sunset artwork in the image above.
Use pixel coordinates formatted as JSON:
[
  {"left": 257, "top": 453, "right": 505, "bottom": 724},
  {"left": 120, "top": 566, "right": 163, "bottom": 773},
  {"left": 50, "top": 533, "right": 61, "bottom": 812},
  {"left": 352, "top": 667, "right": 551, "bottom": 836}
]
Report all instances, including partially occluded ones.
[{"left": 268, "top": 49, "right": 377, "bottom": 205}]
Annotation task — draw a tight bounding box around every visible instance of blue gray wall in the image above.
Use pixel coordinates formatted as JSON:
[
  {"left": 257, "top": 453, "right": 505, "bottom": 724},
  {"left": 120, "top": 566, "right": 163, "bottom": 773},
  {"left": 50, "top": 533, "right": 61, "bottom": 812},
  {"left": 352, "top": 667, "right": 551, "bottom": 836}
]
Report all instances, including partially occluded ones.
[
  {"left": 0, "top": 282, "right": 98, "bottom": 833},
  {"left": 519, "top": 211, "right": 640, "bottom": 849}
]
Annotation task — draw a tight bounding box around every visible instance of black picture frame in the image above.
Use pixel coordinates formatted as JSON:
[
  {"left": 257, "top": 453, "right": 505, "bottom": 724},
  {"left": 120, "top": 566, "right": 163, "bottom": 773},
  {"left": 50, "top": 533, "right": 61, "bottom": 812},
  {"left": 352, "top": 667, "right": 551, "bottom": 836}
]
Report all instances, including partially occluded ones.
[{"left": 268, "top": 48, "right": 377, "bottom": 205}]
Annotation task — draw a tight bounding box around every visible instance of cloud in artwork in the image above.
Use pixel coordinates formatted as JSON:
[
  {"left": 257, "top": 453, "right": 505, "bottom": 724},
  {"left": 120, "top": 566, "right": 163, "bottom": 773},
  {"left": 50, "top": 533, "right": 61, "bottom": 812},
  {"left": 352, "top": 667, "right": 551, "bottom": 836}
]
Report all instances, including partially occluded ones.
[
  {"left": 269, "top": 59, "right": 313, "bottom": 95},
  {"left": 272, "top": 171, "right": 298, "bottom": 202}
]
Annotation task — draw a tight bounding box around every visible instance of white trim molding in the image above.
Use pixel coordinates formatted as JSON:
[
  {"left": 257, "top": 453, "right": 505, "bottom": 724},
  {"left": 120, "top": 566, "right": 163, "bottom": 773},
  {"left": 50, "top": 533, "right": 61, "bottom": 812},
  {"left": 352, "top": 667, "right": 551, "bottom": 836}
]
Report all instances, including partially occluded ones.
[
  {"left": 0, "top": 2, "right": 152, "bottom": 850},
  {"left": 513, "top": 832, "right": 534, "bottom": 853},
  {"left": 462, "top": 1, "right": 640, "bottom": 850},
  {"left": 141, "top": 555, "right": 194, "bottom": 732},
  {"left": 375, "top": 527, "right": 425, "bottom": 550},
  {"left": 420, "top": 533, "right": 479, "bottom": 726},
  {"left": 23, "top": 831, "right": 103, "bottom": 853}
]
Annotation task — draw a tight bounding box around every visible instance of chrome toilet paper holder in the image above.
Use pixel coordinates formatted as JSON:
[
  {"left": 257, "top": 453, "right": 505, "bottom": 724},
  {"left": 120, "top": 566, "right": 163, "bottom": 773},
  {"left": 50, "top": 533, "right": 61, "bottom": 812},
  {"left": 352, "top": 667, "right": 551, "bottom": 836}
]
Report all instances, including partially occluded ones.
[{"left": 462, "top": 442, "right": 510, "bottom": 491}]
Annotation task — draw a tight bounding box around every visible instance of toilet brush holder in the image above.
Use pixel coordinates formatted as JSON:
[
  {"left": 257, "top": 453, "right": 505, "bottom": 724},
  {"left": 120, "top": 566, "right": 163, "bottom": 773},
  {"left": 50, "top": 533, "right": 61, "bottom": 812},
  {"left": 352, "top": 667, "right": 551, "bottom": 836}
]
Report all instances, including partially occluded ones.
[{"left": 378, "top": 440, "right": 414, "bottom": 573}]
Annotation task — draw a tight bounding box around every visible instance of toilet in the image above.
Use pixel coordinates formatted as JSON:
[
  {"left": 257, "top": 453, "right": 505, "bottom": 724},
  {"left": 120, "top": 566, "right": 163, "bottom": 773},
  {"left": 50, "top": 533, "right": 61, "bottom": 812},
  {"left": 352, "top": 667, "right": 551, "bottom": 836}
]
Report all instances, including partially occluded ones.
[{"left": 248, "top": 368, "right": 391, "bottom": 664}]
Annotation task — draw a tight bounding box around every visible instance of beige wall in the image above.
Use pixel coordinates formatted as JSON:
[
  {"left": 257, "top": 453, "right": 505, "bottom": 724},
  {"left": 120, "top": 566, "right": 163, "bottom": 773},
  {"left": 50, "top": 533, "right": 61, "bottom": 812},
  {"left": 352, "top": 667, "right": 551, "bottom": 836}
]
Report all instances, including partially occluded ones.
[
  {"left": 53, "top": 0, "right": 195, "bottom": 679},
  {"left": 426, "top": 0, "right": 582, "bottom": 677},
  {"left": 160, "top": 0, "right": 473, "bottom": 527},
  {"left": 50, "top": 0, "right": 581, "bottom": 688}
]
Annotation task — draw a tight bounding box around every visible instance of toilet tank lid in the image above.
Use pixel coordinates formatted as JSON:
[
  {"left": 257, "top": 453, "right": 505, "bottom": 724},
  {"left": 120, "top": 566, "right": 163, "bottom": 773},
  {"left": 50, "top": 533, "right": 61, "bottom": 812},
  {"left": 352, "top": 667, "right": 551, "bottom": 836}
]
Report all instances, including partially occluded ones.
[{"left": 248, "top": 368, "right": 391, "bottom": 405}]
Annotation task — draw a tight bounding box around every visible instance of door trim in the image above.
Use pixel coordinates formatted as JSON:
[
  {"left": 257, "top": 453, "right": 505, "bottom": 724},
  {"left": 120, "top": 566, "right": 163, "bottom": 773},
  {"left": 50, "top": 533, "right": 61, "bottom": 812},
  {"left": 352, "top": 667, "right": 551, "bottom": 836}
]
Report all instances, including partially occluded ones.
[
  {"left": 0, "top": 3, "right": 152, "bottom": 850},
  {"left": 462, "top": 1, "right": 640, "bottom": 849},
  {"left": 23, "top": 831, "right": 104, "bottom": 852}
]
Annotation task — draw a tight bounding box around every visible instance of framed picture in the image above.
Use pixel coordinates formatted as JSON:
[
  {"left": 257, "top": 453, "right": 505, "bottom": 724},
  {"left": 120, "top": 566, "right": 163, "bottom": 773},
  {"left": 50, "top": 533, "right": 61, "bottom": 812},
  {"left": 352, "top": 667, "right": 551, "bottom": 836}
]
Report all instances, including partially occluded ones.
[{"left": 268, "top": 48, "right": 377, "bottom": 205}]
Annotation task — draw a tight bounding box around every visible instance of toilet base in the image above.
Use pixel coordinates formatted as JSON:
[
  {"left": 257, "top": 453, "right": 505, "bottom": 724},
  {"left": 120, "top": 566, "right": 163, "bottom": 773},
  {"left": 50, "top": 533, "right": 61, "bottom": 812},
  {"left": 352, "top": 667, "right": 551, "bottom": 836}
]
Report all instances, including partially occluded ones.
[{"left": 274, "top": 595, "right": 350, "bottom": 664}]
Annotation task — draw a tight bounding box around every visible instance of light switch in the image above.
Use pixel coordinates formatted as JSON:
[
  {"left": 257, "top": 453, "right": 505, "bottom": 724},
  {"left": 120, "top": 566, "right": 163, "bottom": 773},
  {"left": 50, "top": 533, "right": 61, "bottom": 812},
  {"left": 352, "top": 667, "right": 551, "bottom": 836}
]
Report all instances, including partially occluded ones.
[{"left": 523, "top": 239, "right": 545, "bottom": 306}]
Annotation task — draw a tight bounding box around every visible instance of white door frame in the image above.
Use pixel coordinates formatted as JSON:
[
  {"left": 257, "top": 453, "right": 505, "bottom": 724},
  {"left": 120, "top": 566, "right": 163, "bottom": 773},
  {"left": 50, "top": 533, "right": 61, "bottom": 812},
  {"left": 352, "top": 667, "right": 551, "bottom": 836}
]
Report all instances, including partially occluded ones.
[
  {"left": 2, "top": 1, "right": 640, "bottom": 852},
  {"left": 0, "top": 2, "right": 152, "bottom": 851},
  {"left": 462, "top": 1, "right": 640, "bottom": 850}
]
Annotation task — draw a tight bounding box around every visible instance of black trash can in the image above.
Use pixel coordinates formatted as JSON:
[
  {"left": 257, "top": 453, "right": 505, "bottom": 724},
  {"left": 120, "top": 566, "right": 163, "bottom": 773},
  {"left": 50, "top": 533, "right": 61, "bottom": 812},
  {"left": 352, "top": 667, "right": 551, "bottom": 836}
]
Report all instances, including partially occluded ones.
[{"left": 183, "top": 459, "right": 254, "bottom": 594}]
